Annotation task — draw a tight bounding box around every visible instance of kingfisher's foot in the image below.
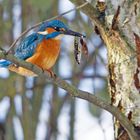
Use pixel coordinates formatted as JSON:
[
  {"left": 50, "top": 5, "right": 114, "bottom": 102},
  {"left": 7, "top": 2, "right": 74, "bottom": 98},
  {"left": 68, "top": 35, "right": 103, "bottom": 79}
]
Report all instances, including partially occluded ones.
[{"left": 47, "top": 69, "right": 57, "bottom": 78}]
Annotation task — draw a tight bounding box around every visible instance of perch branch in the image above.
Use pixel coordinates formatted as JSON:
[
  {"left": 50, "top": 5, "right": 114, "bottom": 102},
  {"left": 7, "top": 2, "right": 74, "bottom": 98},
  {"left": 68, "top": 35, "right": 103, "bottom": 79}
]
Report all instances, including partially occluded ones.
[{"left": 0, "top": 51, "right": 138, "bottom": 140}]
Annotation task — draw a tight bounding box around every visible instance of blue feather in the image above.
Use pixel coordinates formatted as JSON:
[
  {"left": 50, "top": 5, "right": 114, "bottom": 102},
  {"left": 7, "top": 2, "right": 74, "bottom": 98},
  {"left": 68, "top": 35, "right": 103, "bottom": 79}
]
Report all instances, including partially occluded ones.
[
  {"left": 45, "top": 32, "right": 60, "bottom": 39},
  {"left": 15, "top": 33, "right": 44, "bottom": 60},
  {"left": 0, "top": 60, "right": 12, "bottom": 67},
  {"left": 38, "top": 20, "right": 69, "bottom": 31}
]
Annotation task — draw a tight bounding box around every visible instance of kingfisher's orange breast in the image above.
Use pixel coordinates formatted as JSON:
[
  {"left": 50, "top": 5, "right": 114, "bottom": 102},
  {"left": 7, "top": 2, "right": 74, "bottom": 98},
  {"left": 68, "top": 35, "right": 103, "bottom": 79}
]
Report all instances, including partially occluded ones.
[
  {"left": 26, "top": 39, "right": 61, "bottom": 70},
  {"left": 9, "top": 38, "right": 61, "bottom": 76}
]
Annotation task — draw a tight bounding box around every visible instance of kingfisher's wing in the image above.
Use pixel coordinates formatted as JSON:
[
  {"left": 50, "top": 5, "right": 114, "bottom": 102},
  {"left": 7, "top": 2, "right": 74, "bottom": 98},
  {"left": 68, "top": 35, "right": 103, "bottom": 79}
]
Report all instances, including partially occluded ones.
[{"left": 15, "top": 33, "right": 44, "bottom": 60}]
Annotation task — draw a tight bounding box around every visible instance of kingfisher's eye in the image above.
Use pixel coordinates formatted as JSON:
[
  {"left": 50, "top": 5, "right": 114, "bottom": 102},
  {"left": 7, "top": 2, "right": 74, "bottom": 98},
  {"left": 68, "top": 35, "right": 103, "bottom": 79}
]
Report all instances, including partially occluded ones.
[
  {"left": 54, "top": 27, "right": 60, "bottom": 31},
  {"left": 53, "top": 27, "right": 65, "bottom": 32}
]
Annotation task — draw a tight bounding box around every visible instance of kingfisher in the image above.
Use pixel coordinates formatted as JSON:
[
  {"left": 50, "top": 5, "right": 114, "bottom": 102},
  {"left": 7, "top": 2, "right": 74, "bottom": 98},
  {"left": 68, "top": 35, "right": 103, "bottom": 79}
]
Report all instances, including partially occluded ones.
[{"left": 0, "top": 20, "right": 85, "bottom": 77}]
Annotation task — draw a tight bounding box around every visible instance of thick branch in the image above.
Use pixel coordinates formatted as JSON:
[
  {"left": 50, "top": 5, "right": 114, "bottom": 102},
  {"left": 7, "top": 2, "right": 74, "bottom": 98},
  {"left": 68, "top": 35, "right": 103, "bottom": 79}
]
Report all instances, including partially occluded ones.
[{"left": 0, "top": 51, "right": 139, "bottom": 140}]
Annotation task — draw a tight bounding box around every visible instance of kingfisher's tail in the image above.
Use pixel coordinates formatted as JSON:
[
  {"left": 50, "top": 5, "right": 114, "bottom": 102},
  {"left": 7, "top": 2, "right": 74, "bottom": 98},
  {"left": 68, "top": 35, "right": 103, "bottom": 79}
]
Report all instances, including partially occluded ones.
[{"left": 0, "top": 60, "right": 12, "bottom": 67}]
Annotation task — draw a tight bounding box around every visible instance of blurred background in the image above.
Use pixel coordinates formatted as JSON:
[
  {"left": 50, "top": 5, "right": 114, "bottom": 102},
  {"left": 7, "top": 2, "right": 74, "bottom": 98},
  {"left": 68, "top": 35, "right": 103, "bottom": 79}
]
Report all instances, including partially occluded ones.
[{"left": 0, "top": 0, "right": 113, "bottom": 140}]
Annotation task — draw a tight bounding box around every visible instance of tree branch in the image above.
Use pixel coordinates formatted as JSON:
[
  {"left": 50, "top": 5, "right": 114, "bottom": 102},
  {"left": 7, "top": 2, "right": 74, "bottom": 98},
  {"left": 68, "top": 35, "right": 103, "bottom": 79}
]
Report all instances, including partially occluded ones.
[{"left": 0, "top": 51, "right": 139, "bottom": 140}]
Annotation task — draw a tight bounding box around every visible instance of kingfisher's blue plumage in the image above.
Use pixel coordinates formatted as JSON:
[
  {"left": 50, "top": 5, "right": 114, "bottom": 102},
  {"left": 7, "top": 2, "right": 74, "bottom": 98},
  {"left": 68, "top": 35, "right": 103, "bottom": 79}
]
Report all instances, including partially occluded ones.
[
  {"left": 0, "top": 20, "right": 85, "bottom": 76},
  {"left": 15, "top": 33, "right": 44, "bottom": 60},
  {"left": 0, "top": 60, "right": 11, "bottom": 67},
  {"left": 38, "top": 20, "right": 69, "bottom": 31}
]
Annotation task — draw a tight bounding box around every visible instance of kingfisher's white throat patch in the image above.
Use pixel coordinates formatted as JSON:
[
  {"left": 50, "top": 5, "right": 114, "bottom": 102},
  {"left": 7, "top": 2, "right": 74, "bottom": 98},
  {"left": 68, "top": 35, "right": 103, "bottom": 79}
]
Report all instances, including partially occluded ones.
[{"left": 54, "top": 34, "right": 64, "bottom": 40}]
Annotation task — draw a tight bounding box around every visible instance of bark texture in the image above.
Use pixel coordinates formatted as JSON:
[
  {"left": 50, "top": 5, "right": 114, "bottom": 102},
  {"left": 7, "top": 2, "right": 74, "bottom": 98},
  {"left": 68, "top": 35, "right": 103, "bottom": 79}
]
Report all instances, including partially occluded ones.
[
  {"left": 70, "top": 0, "right": 140, "bottom": 139},
  {"left": 106, "top": 1, "right": 140, "bottom": 139}
]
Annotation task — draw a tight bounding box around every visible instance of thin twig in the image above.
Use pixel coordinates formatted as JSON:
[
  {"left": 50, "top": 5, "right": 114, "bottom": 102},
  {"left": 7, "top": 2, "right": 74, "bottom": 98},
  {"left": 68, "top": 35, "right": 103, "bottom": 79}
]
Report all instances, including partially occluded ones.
[{"left": 7, "top": 1, "right": 89, "bottom": 54}]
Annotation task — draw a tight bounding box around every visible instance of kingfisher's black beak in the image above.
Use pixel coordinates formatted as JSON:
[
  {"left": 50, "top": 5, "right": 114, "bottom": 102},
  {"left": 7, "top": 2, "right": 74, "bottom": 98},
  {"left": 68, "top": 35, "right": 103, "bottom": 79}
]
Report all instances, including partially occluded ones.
[{"left": 62, "top": 29, "right": 86, "bottom": 38}]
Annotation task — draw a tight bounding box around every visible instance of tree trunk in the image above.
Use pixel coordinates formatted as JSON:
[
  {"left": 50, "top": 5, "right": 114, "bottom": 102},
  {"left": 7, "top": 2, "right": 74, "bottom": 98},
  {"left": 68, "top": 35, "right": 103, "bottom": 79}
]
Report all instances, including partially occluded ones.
[
  {"left": 68, "top": 99, "right": 75, "bottom": 140},
  {"left": 107, "top": 31, "right": 139, "bottom": 140},
  {"left": 106, "top": 2, "right": 140, "bottom": 139},
  {"left": 97, "top": 10, "right": 140, "bottom": 140},
  {"left": 70, "top": 0, "right": 140, "bottom": 139}
]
